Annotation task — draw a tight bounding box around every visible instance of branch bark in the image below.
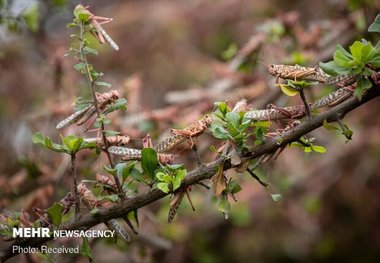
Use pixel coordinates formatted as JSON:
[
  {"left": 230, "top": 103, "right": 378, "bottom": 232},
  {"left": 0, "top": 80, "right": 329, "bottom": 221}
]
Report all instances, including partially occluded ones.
[{"left": 1, "top": 82, "right": 379, "bottom": 262}]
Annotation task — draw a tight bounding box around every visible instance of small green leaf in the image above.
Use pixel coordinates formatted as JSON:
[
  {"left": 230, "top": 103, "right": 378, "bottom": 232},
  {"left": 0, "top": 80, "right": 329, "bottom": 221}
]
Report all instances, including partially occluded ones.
[
  {"left": 74, "top": 62, "right": 86, "bottom": 73},
  {"left": 322, "top": 119, "right": 339, "bottom": 131},
  {"left": 104, "top": 165, "right": 117, "bottom": 176},
  {"left": 319, "top": 61, "right": 338, "bottom": 75},
  {"left": 368, "top": 14, "right": 380, "bottom": 33},
  {"left": 129, "top": 168, "right": 145, "bottom": 184},
  {"left": 172, "top": 169, "right": 186, "bottom": 191},
  {"left": 227, "top": 180, "right": 242, "bottom": 194},
  {"left": 157, "top": 183, "right": 170, "bottom": 193},
  {"left": 141, "top": 148, "right": 158, "bottom": 180},
  {"left": 74, "top": 5, "right": 91, "bottom": 22},
  {"left": 103, "top": 98, "right": 127, "bottom": 114},
  {"left": 276, "top": 83, "right": 299, "bottom": 96},
  {"left": 334, "top": 44, "right": 354, "bottom": 67},
  {"left": 271, "top": 194, "right": 282, "bottom": 202},
  {"left": 32, "top": 132, "right": 45, "bottom": 145},
  {"left": 342, "top": 128, "right": 353, "bottom": 141},
  {"left": 80, "top": 237, "right": 93, "bottom": 261},
  {"left": 47, "top": 203, "right": 63, "bottom": 227},
  {"left": 304, "top": 147, "right": 312, "bottom": 153},
  {"left": 311, "top": 145, "right": 327, "bottom": 153},
  {"left": 221, "top": 43, "right": 238, "bottom": 61},
  {"left": 83, "top": 46, "right": 98, "bottom": 56},
  {"left": 225, "top": 112, "right": 240, "bottom": 128},
  {"left": 94, "top": 81, "right": 112, "bottom": 88},
  {"left": 165, "top": 163, "right": 185, "bottom": 171},
  {"left": 97, "top": 194, "right": 119, "bottom": 202},
  {"left": 355, "top": 75, "right": 372, "bottom": 100},
  {"left": 210, "top": 124, "right": 232, "bottom": 140},
  {"left": 61, "top": 135, "right": 84, "bottom": 153}
]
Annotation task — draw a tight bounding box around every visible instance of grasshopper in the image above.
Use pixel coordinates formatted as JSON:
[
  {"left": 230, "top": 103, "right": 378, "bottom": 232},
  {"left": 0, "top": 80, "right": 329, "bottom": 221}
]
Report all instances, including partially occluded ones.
[
  {"left": 154, "top": 115, "right": 212, "bottom": 153},
  {"left": 245, "top": 86, "right": 354, "bottom": 122},
  {"left": 267, "top": 63, "right": 359, "bottom": 85},
  {"left": 84, "top": 135, "right": 130, "bottom": 148},
  {"left": 108, "top": 146, "right": 175, "bottom": 164},
  {"left": 168, "top": 186, "right": 195, "bottom": 223},
  {"left": 245, "top": 104, "right": 306, "bottom": 121},
  {"left": 56, "top": 89, "right": 119, "bottom": 129},
  {"left": 311, "top": 87, "right": 353, "bottom": 109},
  {"left": 76, "top": 5, "right": 119, "bottom": 51},
  {"left": 31, "top": 192, "right": 76, "bottom": 228},
  {"left": 77, "top": 183, "right": 130, "bottom": 242}
]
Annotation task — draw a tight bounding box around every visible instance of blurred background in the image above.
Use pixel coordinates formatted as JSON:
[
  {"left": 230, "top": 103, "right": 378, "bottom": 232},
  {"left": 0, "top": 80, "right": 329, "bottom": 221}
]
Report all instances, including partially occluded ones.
[{"left": 1, "top": 0, "right": 380, "bottom": 262}]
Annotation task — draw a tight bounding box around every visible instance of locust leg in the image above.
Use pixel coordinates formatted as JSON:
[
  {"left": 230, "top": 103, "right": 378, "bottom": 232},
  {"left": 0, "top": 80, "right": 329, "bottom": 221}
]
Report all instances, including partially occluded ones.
[{"left": 185, "top": 187, "right": 196, "bottom": 211}]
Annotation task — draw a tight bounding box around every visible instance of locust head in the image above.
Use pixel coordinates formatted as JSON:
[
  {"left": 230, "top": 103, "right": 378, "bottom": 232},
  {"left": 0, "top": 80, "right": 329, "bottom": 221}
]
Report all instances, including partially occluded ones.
[
  {"left": 202, "top": 114, "right": 212, "bottom": 127},
  {"left": 267, "top": 64, "right": 279, "bottom": 77}
]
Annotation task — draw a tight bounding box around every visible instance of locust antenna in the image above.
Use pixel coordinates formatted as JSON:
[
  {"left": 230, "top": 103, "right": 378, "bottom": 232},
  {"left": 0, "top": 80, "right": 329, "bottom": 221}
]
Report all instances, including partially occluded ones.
[{"left": 257, "top": 60, "right": 269, "bottom": 67}]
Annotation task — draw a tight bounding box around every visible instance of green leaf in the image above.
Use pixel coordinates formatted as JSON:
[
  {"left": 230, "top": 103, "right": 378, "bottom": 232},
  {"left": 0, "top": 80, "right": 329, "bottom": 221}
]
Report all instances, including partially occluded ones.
[
  {"left": 129, "top": 168, "right": 145, "bottom": 184},
  {"left": 61, "top": 135, "right": 84, "bottom": 153},
  {"left": 94, "top": 81, "right": 112, "bottom": 88},
  {"left": 355, "top": 75, "right": 372, "bottom": 100},
  {"left": 221, "top": 43, "right": 238, "bottom": 61},
  {"left": 116, "top": 161, "right": 136, "bottom": 182},
  {"left": 334, "top": 44, "right": 354, "bottom": 67},
  {"left": 74, "top": 5, "right": 91, "bottom": 22},
  {"left": 304, "top": 147, "right": 312, "bottom": 153},
  {"left": 342, "top": 128, "right": 353, "bottom": 141},
  {"left": 225, "top": 112, "right": 240, "bottom": 128},
  {"left": 32, "top": 132, "right": 66, "bottom": 153},
  {"left": 97, "top": 194, "right": 119, "bottom": 202},
  {"left": 165, "top": 163, "right": 185, "bottom": 171},
  {"left": 271, "top": 194, "right": 282, "bottom": 202},
  {"left": 83, "top": 46, "right": 98, "bottom": 56},
  {"left": 104, "top": 165, "right": 117, "bottom": 176},
  {"left": 74, "top": 62, "right": 86, "bottom": 73},
  {"left": 227, "top": 180, "right": 242, "bottom": 194},
  {"left": 172, "top": 169, "right": 186, "bottom": 191},
  {"left": 155, "top": 172, "right": 166, "bottom": 181},
  {"left": 103, "top": 98, "right": 127, "bottom": 114},
  {"left": 80, "top": 237, "right": 93, "bottom": 261},
  {"left": 322, "top": 119, "right": 339, "bottom": 131},
  {"left": 349, "top": 41, "right": 365, "bottom": 64},
  {"left": 32, "top": 132, "right": 45, "bottom": 145},
  {"left": 311, "top": 145, "right": 327, "bottom": 153},
  {"left": 276, "top": 83, "right": 299, "bottom": 96},
  {"left": 210, "top": 124, "right": 232, "bottom": 140},
  {"left": 141, "top": 148, "right": 158, "bottom": 180},
  {"left": 319, "top": 61, "right": 339, "bottom": 76},
  {"left": 47, "top": 203, "right": 63, "bottom": 227},
  {"left": 368, "top": 14, "right": 380, "bottom": 33},
  {"left": 157, "top": 183, "right": 170, "bottom": 193}
]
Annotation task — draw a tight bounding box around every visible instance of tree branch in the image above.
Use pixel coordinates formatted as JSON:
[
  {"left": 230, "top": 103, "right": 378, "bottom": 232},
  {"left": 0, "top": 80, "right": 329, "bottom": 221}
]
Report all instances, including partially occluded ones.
[{"left": 1, "top": 81, "right": 379, "bottom": 262}]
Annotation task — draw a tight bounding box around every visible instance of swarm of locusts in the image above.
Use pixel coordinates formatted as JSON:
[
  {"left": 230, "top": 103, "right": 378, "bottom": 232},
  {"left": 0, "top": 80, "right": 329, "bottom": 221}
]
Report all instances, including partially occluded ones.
[
  {"left": 47, "top": 4, "right": 361, "bottom": 243},
  {"left": 244, "top": 63, "right": 357, "bottom": 122}
]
